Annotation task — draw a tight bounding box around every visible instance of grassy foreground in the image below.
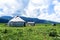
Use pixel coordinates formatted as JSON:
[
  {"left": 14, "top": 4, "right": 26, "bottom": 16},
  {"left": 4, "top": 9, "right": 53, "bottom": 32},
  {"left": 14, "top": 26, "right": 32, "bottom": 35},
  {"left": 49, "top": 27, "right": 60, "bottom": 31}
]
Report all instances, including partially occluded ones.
[{"left": 0, "top": 23, "right": 60, "bottom": 40}]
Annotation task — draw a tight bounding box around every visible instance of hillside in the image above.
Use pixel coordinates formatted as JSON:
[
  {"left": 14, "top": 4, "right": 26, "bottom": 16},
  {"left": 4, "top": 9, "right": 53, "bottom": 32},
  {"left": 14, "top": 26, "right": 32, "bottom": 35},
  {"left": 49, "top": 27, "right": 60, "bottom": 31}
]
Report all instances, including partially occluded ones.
[
  {"left": 0, "top": 23, "right": 60, "bottom": 40},
  {"left": 0, "top": 16, "right": 59, "bottom": 23},
  {"left": 0, "top": 18, "right": 9, "bottom": 23}
]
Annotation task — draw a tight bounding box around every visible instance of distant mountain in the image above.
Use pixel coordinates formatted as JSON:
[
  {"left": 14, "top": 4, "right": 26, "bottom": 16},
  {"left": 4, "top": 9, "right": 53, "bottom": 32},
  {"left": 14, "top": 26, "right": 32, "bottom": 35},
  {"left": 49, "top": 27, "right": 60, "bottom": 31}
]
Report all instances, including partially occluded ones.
[
  {"left": 0, "top": 18, "right": 8, "bottom": 23},
  {"left": 0, "top": 16, "right": 12, "bottom": 23},
  {"left": 0, "top": 16, "right": 59, "bottom": 23},
  {"left": 20, "top": 16, "right": 58, "bottom": 24},
  {"left": 0, "top": 16, "right": 12, "bottom": 20}
]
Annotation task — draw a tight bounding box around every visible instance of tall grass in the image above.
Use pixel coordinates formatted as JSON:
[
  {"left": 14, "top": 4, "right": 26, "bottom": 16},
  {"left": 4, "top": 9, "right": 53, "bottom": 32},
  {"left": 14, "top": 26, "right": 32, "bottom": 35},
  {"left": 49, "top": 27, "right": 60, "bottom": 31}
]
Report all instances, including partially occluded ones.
[{"left": 0, "top": 23, "right": 60, "bottom": 40}]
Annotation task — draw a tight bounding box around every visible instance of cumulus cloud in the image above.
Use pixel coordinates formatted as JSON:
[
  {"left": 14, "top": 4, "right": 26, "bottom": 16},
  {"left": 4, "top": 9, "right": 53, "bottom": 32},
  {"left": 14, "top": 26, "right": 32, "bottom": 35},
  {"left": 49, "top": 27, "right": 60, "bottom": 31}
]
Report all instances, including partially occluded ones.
[
  {"left": 0, "top": 0, "right": 18, "bottom": 16},
  {"left": 24, "top": 0, "right": 60, "bottom": 22},
  {"left": 0, "top": 0, "right": 29, "bottom": 16},
  {"left": 0, "top": 0, "right": 60, "bottom": 22},
  {"left": 37, "top": 0, "right": 60, "bottom": 22}
]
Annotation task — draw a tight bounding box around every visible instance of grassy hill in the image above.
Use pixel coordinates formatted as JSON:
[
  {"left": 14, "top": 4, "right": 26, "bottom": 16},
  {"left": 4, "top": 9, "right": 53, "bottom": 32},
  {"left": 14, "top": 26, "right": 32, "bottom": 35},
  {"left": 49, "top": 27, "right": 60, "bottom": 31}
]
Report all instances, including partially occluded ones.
[{"left": 0, "top": 23, "right": 60, "bottom": 40}]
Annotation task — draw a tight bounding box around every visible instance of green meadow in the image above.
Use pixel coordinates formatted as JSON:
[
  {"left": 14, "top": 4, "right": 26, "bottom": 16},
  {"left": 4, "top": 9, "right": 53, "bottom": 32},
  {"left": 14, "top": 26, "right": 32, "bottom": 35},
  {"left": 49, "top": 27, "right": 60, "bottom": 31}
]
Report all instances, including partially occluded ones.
[{"left": 0, "top": 23, "right": 60, "bottom": 40}]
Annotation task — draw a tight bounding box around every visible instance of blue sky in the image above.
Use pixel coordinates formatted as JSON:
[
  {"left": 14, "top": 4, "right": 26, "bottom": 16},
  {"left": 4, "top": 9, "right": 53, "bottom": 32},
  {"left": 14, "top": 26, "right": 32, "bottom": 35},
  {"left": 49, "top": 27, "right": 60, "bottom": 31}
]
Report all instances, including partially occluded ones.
[{"left": 0, "top": 0, "right": 60, "bottom": 22}]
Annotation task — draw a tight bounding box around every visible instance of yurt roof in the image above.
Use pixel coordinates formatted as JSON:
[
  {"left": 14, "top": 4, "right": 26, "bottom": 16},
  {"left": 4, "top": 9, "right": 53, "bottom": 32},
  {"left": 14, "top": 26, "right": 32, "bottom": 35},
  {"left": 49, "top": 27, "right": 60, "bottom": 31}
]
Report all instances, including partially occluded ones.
[{"left": 9, "top": 16, "right": 25, "bottom": 22}]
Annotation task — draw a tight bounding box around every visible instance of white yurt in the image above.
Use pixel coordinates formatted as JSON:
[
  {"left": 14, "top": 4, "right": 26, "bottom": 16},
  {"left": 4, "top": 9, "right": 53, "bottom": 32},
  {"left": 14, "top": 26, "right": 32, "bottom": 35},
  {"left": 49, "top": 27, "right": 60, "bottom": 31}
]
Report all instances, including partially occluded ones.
[
  {"left": 8, "top": 16, "right": 25, "bottom": 27},
  {"left": 27, "top": 22, "right": 35, "bottom": 26}
]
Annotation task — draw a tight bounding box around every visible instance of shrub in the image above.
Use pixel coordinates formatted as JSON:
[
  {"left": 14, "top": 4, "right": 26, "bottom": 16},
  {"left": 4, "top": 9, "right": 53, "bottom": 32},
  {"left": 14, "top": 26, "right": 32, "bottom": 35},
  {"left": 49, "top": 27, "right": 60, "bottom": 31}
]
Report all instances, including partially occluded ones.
[
  {"left": 28, "top": 29, "right": 33, "bottom": 32},
  {"left": 49, "top": 29, "right": 57, "bottom": 37},
  {"left": 3, "top": 29, "right": 7, "bottom": 34}
]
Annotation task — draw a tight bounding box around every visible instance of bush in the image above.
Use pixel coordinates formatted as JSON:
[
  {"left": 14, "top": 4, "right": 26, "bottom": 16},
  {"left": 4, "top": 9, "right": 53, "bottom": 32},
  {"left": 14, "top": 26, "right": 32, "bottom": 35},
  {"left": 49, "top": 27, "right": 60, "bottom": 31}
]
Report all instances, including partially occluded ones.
[
  {"left": 3, "top": 29, "right": 7, "bottom": 34},
  {"left": 49, "top": 29, "right": 57, "bottom": 37}
]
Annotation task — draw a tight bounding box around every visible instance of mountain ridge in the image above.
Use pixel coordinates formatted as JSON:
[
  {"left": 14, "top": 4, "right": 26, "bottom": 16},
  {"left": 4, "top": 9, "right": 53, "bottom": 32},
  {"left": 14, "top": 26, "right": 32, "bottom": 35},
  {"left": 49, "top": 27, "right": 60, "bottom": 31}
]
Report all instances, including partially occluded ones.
[{"left": 0, "top": 16, "right": 59, "bottom": 23}]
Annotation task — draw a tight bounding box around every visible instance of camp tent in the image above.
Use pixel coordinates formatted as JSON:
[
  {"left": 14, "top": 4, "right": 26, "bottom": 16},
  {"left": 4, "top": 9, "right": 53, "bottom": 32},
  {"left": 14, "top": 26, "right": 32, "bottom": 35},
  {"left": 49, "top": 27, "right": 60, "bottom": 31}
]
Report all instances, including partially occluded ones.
[
  {"left": 27, "top": 22, "right": 35, "bottom": 26},
  {"left": 8, "top": 16, "right": 25, "bottom": 27}
]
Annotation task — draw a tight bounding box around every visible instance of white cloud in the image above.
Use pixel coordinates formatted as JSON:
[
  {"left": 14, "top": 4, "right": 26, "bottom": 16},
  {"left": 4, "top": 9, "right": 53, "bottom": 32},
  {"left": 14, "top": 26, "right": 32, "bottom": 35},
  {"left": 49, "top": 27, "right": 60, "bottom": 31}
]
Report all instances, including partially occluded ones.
[
  {"left": 0, "top": 0, "right": 24, "bottom": 16},
  {"left": 24, "top": 0, "right": 60, "bottom": 22},
  {"left": 37, "top": 0, "right": 60, "bottom": 22},
  {"left": 0, "top": 0, "right": 60, "bottom": 22}
]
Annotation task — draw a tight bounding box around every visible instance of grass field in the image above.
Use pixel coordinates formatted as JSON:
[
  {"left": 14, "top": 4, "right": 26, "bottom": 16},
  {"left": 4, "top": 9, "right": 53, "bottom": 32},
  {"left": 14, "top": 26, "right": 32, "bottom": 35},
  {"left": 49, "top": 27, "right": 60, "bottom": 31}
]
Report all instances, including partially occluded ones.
[{"left": 0, "top": 23, "right": 60, "bottom": 40}]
